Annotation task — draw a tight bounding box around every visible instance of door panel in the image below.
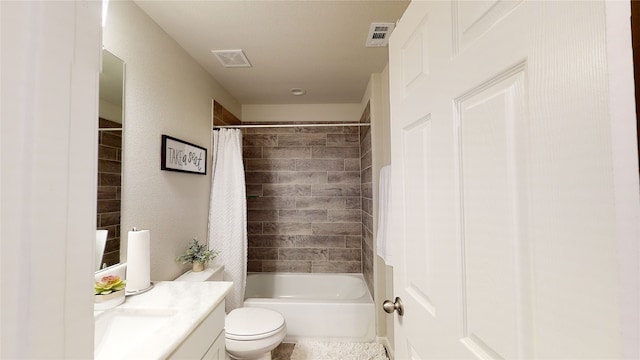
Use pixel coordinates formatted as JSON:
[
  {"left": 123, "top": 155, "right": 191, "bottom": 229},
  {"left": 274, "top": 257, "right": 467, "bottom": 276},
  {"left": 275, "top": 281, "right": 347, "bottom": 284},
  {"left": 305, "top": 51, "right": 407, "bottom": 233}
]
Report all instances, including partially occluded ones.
[
  {"left": 452, "top": 0, "right": 523, "bottom": 55},
  {"left": 402, "top": 116, "right": 436, "bottom": 316},
  {"left": 390, "top": 1, "right": 626, "bottom": 358},
  {"left": 455, "top": 64, "right": 532, "bottom": 359},
  {"left": 401, "top": 18, "right": 430, "bottom": 94}
]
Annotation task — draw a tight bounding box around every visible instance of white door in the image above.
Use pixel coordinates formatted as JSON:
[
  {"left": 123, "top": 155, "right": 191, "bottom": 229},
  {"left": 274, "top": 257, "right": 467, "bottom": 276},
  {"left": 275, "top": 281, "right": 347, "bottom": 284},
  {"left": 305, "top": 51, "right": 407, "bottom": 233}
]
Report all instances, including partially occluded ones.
[{"left": 389, "top": 1, "right": 632, "bottom": 358}]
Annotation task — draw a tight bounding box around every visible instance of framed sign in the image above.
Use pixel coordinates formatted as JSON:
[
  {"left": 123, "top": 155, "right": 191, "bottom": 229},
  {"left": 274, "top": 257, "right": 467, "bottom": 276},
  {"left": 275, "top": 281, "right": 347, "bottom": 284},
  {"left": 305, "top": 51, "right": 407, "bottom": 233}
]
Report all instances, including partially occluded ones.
[{"left": 161, "top": 135, "right": 207, "bottom": 175}]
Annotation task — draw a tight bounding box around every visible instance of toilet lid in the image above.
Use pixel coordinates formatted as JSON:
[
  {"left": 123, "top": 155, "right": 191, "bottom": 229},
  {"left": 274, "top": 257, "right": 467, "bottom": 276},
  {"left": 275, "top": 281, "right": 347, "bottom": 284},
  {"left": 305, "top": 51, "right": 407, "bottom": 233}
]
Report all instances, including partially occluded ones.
[{"left": 225, "top": 308, "right": 285, "bottom": 340}]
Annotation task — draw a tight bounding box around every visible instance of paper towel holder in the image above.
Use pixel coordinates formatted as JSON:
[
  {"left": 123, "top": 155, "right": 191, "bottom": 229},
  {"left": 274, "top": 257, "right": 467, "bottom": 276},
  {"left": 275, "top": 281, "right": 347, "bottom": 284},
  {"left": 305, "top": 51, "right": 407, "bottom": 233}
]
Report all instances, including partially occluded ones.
[{"left": 125, "top": 227, "right": 154, "bottom": 296}]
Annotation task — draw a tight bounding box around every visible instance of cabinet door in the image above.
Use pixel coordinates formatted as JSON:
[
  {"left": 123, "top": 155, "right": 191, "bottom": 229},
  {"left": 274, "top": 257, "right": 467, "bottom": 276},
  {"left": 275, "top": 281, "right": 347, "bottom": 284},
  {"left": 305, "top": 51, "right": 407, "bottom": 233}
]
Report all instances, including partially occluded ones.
[
  {"left": 202, "top": 331, "right": 225, "bottom": 360},
  {"left": 170, "top": 301, "right": 225, "bottom": 359}
]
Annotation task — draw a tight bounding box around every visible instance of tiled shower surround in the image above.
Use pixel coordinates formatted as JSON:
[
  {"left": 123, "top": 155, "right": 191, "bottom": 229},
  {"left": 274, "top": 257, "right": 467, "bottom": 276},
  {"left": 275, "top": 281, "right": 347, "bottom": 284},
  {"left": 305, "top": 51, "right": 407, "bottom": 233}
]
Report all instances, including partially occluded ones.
[
  {"left": 244, "top": 123, "right": 362, "bottom": 273},
  {"left": 359, "top": 104, "right": 374, "bottom": 295},
  {"left": 97, "top": 118, "right": 122, "bottom": 267},
  {"left": 244, "top": 113, "right": 372, "bottom": 290}
]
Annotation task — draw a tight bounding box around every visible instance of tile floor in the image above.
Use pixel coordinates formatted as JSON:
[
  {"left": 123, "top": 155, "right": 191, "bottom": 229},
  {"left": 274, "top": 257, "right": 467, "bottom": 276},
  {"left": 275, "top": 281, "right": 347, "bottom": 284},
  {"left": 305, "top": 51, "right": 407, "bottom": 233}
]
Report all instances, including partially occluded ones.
[{"left": 271, "top": 343, "right": 295, "bottom": 360}]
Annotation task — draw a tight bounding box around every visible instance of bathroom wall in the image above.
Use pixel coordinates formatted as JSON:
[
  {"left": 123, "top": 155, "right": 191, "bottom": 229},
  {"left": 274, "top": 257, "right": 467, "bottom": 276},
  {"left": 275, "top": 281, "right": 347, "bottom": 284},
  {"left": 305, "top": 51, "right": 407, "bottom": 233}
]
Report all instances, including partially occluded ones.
[
  {"left": 358, "top": 68, "right": 394, "bottom": 351},
  {"left": 214, "top": 100, "right": 242, "bottom": 126},
  {"left": 244, "top": 123, "right": 364, "bottom": 272},
  {"left": 369, "top": 66, "right": 395, "bottom": 352},
  {"left": 103, "top": 0, "right": 241, "bottom": 281},
  {"left": 242, "top": 104, "right": 361, "bottom": 123}
]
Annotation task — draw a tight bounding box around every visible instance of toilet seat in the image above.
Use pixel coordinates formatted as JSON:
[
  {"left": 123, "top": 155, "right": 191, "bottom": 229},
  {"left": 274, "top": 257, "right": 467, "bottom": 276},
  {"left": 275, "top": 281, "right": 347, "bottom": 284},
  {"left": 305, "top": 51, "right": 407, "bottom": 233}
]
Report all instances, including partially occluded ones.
[{"left": 225, "top": 308, "right": 286, "bottom": 341}]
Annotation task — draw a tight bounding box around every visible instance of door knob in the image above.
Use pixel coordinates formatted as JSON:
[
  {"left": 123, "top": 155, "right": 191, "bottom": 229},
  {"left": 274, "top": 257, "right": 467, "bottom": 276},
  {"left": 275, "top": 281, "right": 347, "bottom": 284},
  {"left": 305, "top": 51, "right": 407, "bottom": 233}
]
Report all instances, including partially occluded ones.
[{"left": 383, "top": 297, "right": 404, "bottom": 316}]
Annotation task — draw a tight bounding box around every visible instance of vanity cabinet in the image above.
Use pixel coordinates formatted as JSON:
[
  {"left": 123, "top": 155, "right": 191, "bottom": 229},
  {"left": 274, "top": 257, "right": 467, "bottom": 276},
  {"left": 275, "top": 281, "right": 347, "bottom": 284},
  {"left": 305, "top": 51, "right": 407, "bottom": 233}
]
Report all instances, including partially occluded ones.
[
  {"left": 202, "top": 330, "right": 225, "bottom": 360},
  {"left": 169, "top": 300, "right": 226, "bottom": 359},
  {"left": 94, "top": 281, "right": 232, "bottom": 360}
]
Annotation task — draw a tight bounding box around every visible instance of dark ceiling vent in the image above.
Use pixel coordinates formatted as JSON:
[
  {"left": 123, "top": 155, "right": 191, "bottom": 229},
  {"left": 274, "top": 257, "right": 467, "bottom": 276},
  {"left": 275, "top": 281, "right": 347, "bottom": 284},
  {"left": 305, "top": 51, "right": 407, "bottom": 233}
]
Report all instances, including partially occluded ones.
[{"left": 366, "top": 22, "right": 396, "bottom": 47}]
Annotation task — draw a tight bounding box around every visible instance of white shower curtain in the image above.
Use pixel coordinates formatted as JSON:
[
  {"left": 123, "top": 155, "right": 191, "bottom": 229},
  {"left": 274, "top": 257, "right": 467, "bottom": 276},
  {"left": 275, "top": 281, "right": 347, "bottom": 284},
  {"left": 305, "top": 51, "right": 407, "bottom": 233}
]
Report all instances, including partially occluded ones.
[{"left": 209, "top": 128, "right": 247, "bottom": 312}]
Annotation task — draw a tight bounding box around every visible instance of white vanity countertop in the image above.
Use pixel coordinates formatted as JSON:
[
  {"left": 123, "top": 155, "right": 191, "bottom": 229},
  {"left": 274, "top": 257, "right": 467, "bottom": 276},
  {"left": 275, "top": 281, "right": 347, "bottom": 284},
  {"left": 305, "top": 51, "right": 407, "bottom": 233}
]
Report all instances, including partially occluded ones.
[{"left": 94, "top": 281, "right": 232, "bottom": 360}]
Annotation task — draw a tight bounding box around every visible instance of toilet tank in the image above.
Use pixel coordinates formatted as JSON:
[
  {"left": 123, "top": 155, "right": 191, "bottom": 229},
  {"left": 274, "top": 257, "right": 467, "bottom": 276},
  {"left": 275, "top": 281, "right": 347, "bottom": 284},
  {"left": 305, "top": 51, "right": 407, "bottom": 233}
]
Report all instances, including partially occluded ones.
[{"left": 175, "top": 265, "right": 224, "bottom": 282}]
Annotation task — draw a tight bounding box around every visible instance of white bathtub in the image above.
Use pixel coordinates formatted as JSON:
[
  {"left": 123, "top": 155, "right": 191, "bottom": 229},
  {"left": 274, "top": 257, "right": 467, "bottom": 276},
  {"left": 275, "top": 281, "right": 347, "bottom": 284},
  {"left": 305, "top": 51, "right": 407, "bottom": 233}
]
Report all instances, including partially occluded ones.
[{"left": 243, "top": 273, "right": 375, "bottom": 342}]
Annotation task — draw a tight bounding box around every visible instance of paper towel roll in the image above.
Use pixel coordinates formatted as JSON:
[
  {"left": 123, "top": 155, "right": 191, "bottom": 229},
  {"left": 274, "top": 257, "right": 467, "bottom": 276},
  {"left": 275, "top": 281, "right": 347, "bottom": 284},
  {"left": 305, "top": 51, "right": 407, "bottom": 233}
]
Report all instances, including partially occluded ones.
[{"left": 125, "top": 229, "right": 151, "bottom": 294}]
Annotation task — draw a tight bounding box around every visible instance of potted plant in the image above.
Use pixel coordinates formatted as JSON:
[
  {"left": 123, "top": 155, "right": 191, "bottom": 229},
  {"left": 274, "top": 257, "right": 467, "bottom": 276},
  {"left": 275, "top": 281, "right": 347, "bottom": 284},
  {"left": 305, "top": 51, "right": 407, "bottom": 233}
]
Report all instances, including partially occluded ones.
[
  {"left": 176, "top": 238, "right": 219, "bottom": 272},
  {"left": 94, "top": 275, "right": 126, "bottom": 310}
]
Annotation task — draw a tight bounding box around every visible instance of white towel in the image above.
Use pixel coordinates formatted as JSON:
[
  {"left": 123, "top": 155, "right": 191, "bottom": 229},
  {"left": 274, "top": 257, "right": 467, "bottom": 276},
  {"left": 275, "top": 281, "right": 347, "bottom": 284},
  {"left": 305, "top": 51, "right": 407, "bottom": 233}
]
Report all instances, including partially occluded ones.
[{"left": 376, "top": 165, "right": 393, "bottom": 266}]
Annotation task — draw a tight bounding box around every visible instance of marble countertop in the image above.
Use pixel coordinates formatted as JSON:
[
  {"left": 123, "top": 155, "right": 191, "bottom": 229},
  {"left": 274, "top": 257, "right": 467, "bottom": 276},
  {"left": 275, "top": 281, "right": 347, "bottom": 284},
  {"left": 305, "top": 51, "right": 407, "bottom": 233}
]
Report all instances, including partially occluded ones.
[{"left": 94, "top": 281, "right": 232, "bottom": 360}]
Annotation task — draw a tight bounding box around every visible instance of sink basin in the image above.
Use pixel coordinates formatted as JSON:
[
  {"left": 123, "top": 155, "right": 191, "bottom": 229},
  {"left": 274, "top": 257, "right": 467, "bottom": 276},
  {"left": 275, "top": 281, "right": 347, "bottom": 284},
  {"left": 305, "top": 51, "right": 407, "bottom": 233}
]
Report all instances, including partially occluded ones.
[{"left": 94, "top": 307, "right": 178, "bottom": 360}]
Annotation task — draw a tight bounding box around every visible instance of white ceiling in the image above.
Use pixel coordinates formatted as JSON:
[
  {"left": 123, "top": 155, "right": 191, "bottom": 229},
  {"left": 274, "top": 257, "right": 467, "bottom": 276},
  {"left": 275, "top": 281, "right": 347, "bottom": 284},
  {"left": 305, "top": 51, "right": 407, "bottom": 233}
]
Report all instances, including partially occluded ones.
[{"left": 134, "top": 1, "right": 410, "bottom": 105}]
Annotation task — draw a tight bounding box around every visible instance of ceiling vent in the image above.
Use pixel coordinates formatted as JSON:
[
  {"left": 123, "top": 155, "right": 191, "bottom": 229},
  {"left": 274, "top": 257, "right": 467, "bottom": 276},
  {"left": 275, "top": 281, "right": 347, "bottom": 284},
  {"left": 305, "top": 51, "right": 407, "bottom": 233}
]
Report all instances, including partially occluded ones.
[
  {"left": 366, "top": 22, "right": 395, "bottom": 47},
  {"left": 211, "top": 50, "right": 252, "bottom": 68}
]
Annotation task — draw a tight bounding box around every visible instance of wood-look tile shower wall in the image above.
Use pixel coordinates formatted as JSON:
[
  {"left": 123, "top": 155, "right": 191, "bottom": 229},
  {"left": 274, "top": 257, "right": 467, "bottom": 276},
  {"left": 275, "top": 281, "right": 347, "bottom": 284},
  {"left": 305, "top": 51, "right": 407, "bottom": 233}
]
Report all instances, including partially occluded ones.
[
  {"left": 244, "top": 123, "right": 364, "bottom": 273},
  {"left": 359, "top": 103, "right": 374, "bottom": 294},
  {"left": 97, "top": 118, "right": 122, "bottom": 267}
]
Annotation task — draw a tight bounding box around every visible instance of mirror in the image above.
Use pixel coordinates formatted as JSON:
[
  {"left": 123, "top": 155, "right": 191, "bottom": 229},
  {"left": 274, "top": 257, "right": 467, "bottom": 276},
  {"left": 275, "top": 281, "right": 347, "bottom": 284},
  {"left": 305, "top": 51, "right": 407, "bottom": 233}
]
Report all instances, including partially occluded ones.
[{"left": 97, "top": 49, "right": 125, "bottom": 271}]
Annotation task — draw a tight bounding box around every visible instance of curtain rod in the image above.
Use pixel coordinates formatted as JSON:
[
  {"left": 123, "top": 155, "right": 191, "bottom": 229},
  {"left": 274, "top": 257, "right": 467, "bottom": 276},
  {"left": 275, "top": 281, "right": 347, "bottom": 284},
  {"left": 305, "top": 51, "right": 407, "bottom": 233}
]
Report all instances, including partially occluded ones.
[{"left": 213, "top": 122, "right": 370, "bottom": 129}]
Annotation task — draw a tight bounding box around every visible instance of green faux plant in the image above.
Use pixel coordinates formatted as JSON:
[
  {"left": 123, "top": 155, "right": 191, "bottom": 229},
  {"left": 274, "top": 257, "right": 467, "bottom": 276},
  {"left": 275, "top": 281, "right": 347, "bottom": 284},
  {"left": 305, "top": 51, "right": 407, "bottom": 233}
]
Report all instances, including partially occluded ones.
[
  {"left": 175, "top": 238, "right": 219, "bottom": 265},
  {"left": 95, "top": 275, "right": 126, "bottom": 295}
]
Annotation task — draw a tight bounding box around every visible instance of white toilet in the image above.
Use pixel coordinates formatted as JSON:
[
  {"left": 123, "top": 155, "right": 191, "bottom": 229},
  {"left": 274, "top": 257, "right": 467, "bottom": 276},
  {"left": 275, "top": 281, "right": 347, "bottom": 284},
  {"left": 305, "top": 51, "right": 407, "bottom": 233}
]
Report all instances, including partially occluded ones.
[{"left": 175, "top": 266, "right": 286, "bottom": 360}]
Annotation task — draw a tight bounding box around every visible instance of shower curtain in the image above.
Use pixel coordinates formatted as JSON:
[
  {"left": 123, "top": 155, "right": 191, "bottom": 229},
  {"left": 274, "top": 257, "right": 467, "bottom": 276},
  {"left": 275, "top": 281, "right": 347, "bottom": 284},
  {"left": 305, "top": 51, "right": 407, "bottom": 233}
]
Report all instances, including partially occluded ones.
[{"left": 209, "top": 128, "right": 247, "bottom": 312}]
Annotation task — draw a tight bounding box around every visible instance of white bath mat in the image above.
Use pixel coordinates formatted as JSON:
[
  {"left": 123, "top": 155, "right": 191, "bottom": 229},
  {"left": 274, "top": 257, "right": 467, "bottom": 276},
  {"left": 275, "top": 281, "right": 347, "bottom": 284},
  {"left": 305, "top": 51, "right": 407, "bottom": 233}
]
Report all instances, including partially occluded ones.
[{"left": 290, "top": 341, "right": 388, "bottom": 360}]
